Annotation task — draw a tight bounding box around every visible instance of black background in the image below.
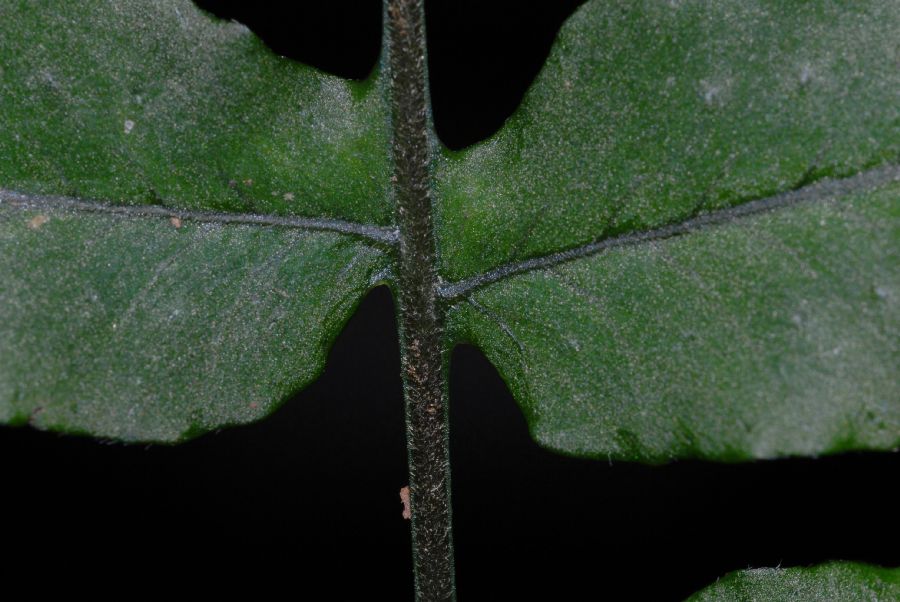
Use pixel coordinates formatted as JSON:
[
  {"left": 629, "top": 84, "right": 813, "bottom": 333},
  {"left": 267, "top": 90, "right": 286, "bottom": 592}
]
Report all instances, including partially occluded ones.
[{"left": 3, "top": 2, "right": 898, "bottom": 599}]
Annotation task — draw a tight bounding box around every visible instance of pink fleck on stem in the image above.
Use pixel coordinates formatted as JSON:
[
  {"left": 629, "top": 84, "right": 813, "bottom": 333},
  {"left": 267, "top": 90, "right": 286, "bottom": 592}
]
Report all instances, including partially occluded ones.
[{"left": 400, "top": 486, "right": 411, "bottom": 520}]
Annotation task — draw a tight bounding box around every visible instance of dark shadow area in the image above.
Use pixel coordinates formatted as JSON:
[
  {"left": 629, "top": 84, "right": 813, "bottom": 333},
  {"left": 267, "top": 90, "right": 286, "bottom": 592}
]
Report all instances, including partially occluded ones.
[
  {"left": 193, "top": 0, "right": 382, "bottom": 80},
  {"left": 1, "top": 287, "right": 413, "bottom": 599},
  {"left": 449, "top": 344, "right": 900, "bottom": 601},
  {"left": 425, "top": 0, "right": 588, "bottom": 149},
  {"left": 193, "top": 0, "right": 588, "bottom": 149}
]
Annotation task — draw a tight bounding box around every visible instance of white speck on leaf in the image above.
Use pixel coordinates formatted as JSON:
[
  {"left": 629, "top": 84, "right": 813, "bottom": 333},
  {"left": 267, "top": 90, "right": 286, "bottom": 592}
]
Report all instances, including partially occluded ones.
[
  {"left": 700, "top": 81, "right": 720, "bottom": 105},
  {"left": 123, "top": 119, "right": 135, "bottom": 134}
]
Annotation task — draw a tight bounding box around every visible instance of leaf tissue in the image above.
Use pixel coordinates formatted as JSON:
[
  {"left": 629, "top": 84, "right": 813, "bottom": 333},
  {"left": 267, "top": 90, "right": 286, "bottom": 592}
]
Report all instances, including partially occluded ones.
[{"left": 1, "top": 0, "right": 897, "bottom": 599}]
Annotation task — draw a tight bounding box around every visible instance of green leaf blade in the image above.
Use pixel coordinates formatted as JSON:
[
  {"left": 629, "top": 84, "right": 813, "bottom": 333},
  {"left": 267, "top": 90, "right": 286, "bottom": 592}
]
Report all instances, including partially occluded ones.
[
  {"left": 686, "top": 563, "right": 900, "bottom": 602},
  {"left": 438, "top": 0, "right": 900, "bottom": 462},
  {"left": 0, "top": 0, "right": 393, "bottom": 225},
  {"left": 447, "top": 175, "right": 900, "bottom": 461},
  {"left": 435, "top": 0, "right": 900, "bottom": 282},
  {"left": 0, "top": 204, "right": 388, "bottom": 442},
  {"left": 0, "top": 0, "right": 396, "bottom": 441}
]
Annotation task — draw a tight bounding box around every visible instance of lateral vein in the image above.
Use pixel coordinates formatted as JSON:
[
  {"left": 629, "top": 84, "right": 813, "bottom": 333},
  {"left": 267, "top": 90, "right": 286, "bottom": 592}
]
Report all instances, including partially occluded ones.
[
  {"left": 0, "top": 189, "right": 399, "bottom": 245},
  {"left": 438, "top": 163, "right": 900, "bottom": 301}
]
